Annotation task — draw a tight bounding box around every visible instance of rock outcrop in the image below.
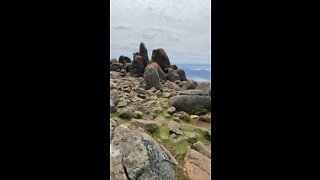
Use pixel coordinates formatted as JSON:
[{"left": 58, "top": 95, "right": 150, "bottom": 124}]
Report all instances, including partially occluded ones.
[
  {"left": 151, "top": 48, "right": 171, "bottom": 70},
  {"left": 110, "top": 119, "right": 176, "bottom": 180}
]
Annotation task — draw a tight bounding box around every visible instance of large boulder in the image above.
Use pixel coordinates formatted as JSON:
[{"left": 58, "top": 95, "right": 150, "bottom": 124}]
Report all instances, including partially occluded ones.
[
  {"left": 145, "top": 62, "right": 166, "bottom": 81},
  {"left": 151, "top": 48, "right": 171, "bottom": 70},
  {"left": 110, "top": 119, "right": 176, "bottom": 180},
  {"left": 118, "top": 55, "right": 131, "bottom": 64},
  {"left": 170, "top": 90, "right": 211, "bottom": 114},
  {"left": 166, "top": 68, "right": 181, "bottom": 82},
  {"left": 176, "top": 69, "right": 187, "bottom": 81},
  {"left": 139, "top": 42, "right": 149, "bottom": 66},
  {"left": 144, "top": 66, "right": 161, "bottom": 90},
  {"left": 183, "top": 148, "right": 211, "bottom": 180},
  {"left": 129, "top": 55, "right": 145, "bottom": 77}
]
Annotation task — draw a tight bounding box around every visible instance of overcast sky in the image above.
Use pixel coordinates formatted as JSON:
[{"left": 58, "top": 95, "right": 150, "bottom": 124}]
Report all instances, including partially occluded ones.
[{"left": 110, "top": 0, "right": 211, "bottom": 64}]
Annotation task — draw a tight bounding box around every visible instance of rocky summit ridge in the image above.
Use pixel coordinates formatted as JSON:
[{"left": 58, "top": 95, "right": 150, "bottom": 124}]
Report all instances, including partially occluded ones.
[{"left": 110, "top": 42, "right": 212, "bottom": 180}]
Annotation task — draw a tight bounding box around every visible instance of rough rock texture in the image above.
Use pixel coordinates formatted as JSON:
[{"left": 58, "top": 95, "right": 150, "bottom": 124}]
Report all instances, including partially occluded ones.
[
  {"left": 176, "top": 69, "right": 188, "bottom": 81},
  {"left": 139, "top": 42, "right": 149, "bottom": 67},
  {"left": 144, "top": 66, "right": 161, "bottom": 90},
  {"left": 184, "top": 148, "right": 211, "bottom": 180},
  {"left": 195, "top": 83, "right": 211, "bottom": 95},
  {"left": 130, "top": 55, "right": 145, "bottom": 77},
  {"left": 167, "top": 68, "right": 181, "bottom": 82},
  {"left": 119, "top": 55, "right": 131, "bottom": 64},
  {"left": 110, "top": 63, "right": 124, "bottom": 71},
  {"left": 151, "top": 48, "right": 171, "bottom": 70},
  {"left": 181, "top": 80, "right": 198, "bottom": 90},
  {"left": 110, "top": 119, "right": 176, "bottom": 180},
  {"left": 169, "top": 64, "right": 178, "bottom": 70},
  {"left": 145, "top": 62, "right": 166, "bottom": 81},
  {"left": 193, "top": 141, "right": 211, "bottom": 159},
  {"left": 170, "top": 90, "right": 211, "bottom": 114}
]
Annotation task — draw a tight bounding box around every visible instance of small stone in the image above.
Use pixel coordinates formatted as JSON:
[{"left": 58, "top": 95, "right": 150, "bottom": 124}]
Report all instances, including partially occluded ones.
[
  {"left": 168, "top": 121, "right": 183, "bottom": 135},
  {"left": 191, "top": 115, "right": 199, "bottom": 119},
  {"left": 119, "top": 107, "right": 133, "bottom": 119},
  {"left": 173, "top": 117, "right": 181, "bottom": 122},
  {"left": 163, "top": 92, "right": 172, "bottom": 98},
  {"left": 167, "top": 107, "right": 176, "bottom": 115},
  {"left": 117, "top": 100, "right": 127, "bottom": 107}
]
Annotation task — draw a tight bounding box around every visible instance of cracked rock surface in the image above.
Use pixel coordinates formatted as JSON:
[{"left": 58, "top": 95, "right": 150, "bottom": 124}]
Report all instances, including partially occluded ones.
[
  {"left": 183, "top": 148, "right": 211, "bottom": 180},
  {"left": 110, "top": 118, "right": 176, "bottom": 180}
]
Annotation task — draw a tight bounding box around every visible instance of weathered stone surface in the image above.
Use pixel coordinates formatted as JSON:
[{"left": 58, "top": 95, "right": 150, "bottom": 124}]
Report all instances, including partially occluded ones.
[
  {"left": 110, "top": 121, "right": 176, "bottom": 180},
  {"left": 151, "top": 48, "right": 171, "bottom": 70},
  {"left": 169, "top": 64, "right": 178, "bottom": 70},
  {"left": 193, "top": 141, "right": 211, "bottom": 159},
  {"left": 164, "top": 81, "right": 180, "bottom": 91},
  {"left": 195, "top": 83, "right": 211, "bottom": 95},
  {"left": 181, "top": 80, "right": 198, "bottom": 90},
  {"left": 183, "top": 148, "right": 211, "bottom": 180},
  {"left": 144, "top": 65, "right": 161, "bottom": 90},
  {"left": 145, "top": 62, "right": 166, "bottom": 81},
  {"left": 118, "top": 55, "right": 131, "bottom": 64},
  {"left": 129, "top": 55, "right": 145, "bottom": 77},
  {"left": 110, "top": 63, "right": 124, "bottom": 71},
  {"left": 170, "top": 94, "right": 211, "bottom": 114},
  {"left": 110, "top": 89, "right": 119, "bottom": 104},
  {"left": 173, "top": 111, "right": 190, "bottom": 122},
  {"left": 167, "top": 107, "right": 176, "bottom": 115},
  {"left": 176, "top": 69, "right": 187, "bottom": 81},
  {"left": 132, "top": 119, "right": 159, "bottom": 133},
  {"left": 117, "top": 100, "right": 127, "bottom": 108},
  {"left": 139, "top": 42, "right": 149, "bottom": 66},
  {"left": 110, "top": 100, "right": 117, "bottom": 113},
  {"left": 168, "top": 121, "right": 182, "bottom": 135},
  {"left": 119, "top": 107, "right": 133, "bottom": 119},
  {"left": 167, "top": 68, "right": 181, "bottom": 82}
]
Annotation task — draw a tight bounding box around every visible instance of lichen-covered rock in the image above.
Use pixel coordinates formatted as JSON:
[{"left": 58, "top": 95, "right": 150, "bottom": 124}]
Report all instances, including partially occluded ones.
[
  {"left": 119, "top": 107, "right": 133, "bottom": 119},
  {"left": 110, "top": 119, "right": 176, "bottom": 180}
]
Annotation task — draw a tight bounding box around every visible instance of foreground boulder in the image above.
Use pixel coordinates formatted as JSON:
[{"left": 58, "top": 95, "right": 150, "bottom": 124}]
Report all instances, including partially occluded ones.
[
  {"left": 184, "top": 148, "right": 211, "bottom": 180},
  {"left": 110, "top": 119, "right": 176, "bottom": 180},
  {"left": 170, "top": 90, "right": 211, "bottom": 114},
  {"left": 144, "top": 66, "right": 161, "bottom": 90},
  {"left": 151, "top": 48, "right": 171, "bottom": 70}
]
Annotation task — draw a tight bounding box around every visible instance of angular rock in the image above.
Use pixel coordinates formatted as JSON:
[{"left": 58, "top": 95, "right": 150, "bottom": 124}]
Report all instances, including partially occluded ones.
[
  {"left": 193, "top": 141, "right": 211, "bottom": 159},
  {"left": 139, "top": 42, "right": 149, "bottom": 66},
  {"left": 176, "top": 69, "right": 188, "bottom": 81},
  {"left": 145, "top": 62, "right": 166, "bottom": 81},
  {"left": 168, "top": 121, "right": 182, "bottom": 135},
  {"left": 184, "top": 148, "right": 211, "bottom": 180},
  {"left": 181, "top": 80, "right": 198, "bottom": 90},
  {"left": 132, "top": 119, "right": 159, "bottom": 133},
  {"left": 133, "top": 111, "right": 143, "bottom": 119},
  {"left": 167, "top": 107, "right": 176, "bottom": 115},
  {"left": 143, "top": 65, "right": 161, "bottom": 90},
  {"left": 110, "top": 89, "right": 119, "bottom": 104},
  {"left": 117, "top": 100, "right": 127, "bottom": 108},
  {"left": 169, "top": 64, "right": 178, "bottom": 70},
  {"left": 110, "top": 100, "right": 117, "bottom": 113},
  {"left": 195, "top": 83, "right": 211, "bottom": 95},
  {"left": 173, "top": 111, "right": 190, "bottom": 122},
  {"left": 151, "top": 48, "right": 171, "bottom": 70},
  {"left": 129, "top": 55, "right": 145, "bottom": 77},
  {"left": 164, "top": 81, "right": 180, "bottom": 91},
  {"left": 167, "top": 68, "right": 181, "bottom": 82},
  {"left": 110, "top": 122, "right": 176, "bottom": 180}
]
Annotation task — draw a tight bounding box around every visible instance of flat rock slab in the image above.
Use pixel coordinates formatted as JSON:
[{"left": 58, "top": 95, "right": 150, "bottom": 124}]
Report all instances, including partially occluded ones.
[
  {"left": 184, "top": 148, "right": 211, "bottom": 180},
  {"left": 110, "top": 119, "right": 176, "bottom": 180}
]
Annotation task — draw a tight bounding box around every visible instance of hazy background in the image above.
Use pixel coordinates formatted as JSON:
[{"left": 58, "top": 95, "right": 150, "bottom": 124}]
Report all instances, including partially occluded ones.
[{"left": 110, "top": 0, "right": 211, "bottom": 65}]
